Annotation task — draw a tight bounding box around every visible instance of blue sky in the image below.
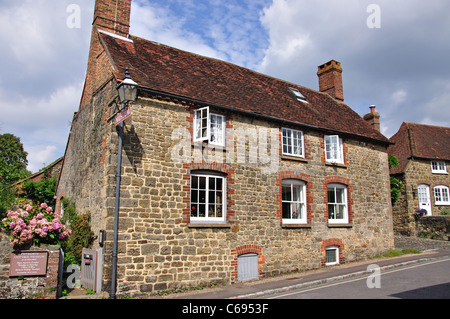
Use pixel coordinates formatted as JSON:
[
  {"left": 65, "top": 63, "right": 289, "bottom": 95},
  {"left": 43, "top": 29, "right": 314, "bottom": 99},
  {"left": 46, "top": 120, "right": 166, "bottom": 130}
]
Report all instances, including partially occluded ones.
[{"left": 0, "top": 0, "right": 449, "bottom": 172}]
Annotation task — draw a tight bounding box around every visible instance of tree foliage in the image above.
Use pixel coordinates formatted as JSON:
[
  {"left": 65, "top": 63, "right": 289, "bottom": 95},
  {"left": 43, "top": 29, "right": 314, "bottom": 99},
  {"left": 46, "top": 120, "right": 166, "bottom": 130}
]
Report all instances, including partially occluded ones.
[
  {"left": 388, "top": 155, "right": 403, "bottom": 204},
  {"left": 0, "top": 133, "right": 31, "bottom": 186},
  {"left": 22, "top": 177, "right": 57, "bottom": 206}
]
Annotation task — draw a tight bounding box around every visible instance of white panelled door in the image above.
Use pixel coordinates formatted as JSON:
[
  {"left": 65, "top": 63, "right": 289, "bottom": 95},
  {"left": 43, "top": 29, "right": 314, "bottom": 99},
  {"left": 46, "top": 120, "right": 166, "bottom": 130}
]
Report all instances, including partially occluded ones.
[{"left": 418, "top": 184, "right": 432, "bottom": 216}]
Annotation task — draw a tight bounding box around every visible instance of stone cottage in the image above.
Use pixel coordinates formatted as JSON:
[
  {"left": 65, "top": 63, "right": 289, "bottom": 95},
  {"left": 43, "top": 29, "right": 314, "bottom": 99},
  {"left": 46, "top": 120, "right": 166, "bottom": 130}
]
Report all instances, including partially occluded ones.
[
  {"left": 389, "top": 122, "right": 450, "bottom": 235},
  {"left": 56, "top": 0, "right": 394, "bottom": 296}
]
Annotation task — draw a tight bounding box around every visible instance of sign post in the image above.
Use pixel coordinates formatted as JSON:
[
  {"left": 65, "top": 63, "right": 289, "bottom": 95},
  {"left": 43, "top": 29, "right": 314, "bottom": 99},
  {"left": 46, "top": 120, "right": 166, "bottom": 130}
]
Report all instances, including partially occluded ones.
[{"left": 9, "top": 251, "right": 48, "bottom": 277}]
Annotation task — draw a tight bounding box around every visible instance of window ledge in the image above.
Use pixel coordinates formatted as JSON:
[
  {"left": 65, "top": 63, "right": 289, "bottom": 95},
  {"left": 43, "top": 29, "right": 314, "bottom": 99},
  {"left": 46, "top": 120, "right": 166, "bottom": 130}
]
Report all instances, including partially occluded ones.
[
  {"left": 327, "top": 223, "right": 352, "bottom": 228},
  {"left": 281, "top": 155, "right": 308, "bottom": 163},
  {"left": 325, "top": 162, "right": 347, "bottom": 169},
  {"left": 281, "top": 223, "right": 312, "bottom": 228},
  {"left": 187, "top": 223, "right": 232, "bottom": 228}
]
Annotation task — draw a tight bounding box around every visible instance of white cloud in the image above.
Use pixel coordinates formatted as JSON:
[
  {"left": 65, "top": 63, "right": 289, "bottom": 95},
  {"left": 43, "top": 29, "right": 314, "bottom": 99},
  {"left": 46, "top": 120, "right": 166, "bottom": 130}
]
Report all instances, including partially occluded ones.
[
  {"left": 258, "top": 0, "right": 450, "bottom": 138},
  {"left": 391, "top": 90, "right": 407, "bottom": 106},
  {"left": 130, "top": 0, "right": 225, "bottom": 60},
  {"left": 0, "top": 81, "right": 83, "bottom": 173},
  {"left": 25, "top": 145, "right": 58, "bottom": 173}
]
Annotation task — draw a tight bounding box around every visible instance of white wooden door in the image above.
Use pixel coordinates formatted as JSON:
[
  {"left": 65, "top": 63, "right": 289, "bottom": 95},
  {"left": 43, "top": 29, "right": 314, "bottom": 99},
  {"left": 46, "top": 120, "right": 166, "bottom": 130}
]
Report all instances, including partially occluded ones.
[
  {"left": 418, "top": 184, "right": 431, "bottom": 216},
  {"left": 237, "top": 253, "right": 259, "bottom": 282}
]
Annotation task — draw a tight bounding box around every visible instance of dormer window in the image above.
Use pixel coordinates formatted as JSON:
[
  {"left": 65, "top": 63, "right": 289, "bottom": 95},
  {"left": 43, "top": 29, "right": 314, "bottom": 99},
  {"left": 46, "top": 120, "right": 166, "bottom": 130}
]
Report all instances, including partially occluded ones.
[
  {"left": 288, "top": 87, "right": 307, "bottom": 102},
  {"left": 431, "top": 161, "right": 447, "bottom": 174}
]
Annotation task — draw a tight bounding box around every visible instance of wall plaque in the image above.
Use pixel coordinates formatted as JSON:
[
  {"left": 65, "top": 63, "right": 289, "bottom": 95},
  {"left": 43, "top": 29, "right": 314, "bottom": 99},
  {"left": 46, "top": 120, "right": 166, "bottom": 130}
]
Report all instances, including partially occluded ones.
[{"left": 9, "top": 251, "right": 48, "bottom": 277}]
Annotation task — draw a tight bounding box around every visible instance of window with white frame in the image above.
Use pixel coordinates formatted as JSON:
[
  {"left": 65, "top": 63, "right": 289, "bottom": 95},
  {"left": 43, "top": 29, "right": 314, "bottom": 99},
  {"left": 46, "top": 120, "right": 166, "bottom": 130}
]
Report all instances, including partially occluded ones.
[
  {"left": 282, "top": 180, "right": 307, "bottom": 224},
  {"left": 325, "top": 246, "right": 339, "bottom": 265},
  {"left": 431, "top": 161, "right": 447, "bottom": 174},
  {"left": 324, "top": 135, "right": 344, "bottom": 164},
  {"left": 327, "top": 184, "right": 348, "bottom": 224},
  {"left": 190, "top": 172, "right": 226, "bottom": 222},
  {"left": 434, "top": 186, "right": 450, "bottom": 205},
  {"left": 282, "top": 128, "right": 304, "bottom": 158},
  {"left": 193, "top": 107, "right": 225, "bottom": 146}
]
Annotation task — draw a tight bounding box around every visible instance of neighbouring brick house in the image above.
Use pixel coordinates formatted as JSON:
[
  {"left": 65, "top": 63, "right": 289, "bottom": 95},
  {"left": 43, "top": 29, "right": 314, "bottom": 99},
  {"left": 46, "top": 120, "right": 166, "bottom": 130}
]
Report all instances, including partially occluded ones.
[
  {"left": 56, "top": 0, "right": 394, "bottom": 296},
  {"left": 389, "top": 122, "right": 450, "bottom": 235}
]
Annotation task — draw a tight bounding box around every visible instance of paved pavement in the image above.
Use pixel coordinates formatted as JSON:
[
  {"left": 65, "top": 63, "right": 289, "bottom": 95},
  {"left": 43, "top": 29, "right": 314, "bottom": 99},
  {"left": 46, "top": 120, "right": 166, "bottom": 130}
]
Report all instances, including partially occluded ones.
[
  {"left": 63, "top": 236, "right": 450, "bottom": 300},
  {"left": 163, "top": 247, "right": 450, "bottom": 299}
]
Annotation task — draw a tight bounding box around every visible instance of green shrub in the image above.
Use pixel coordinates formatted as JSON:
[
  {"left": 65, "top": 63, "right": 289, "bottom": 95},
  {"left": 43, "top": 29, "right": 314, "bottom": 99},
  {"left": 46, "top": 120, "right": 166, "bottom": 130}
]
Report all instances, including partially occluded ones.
[{"left": 60, "top": 199, "right": 95, "bottom": 265}]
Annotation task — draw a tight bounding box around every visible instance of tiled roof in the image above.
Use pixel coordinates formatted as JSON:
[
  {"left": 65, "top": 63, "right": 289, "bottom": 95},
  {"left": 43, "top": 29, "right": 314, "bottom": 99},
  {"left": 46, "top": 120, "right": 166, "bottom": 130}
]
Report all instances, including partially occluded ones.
[
  {"left": 388, "top": 122, "right": 450, "bottom": 174},
  {"left": 100, "top": 32, "right": 389, "bottom": 144}
]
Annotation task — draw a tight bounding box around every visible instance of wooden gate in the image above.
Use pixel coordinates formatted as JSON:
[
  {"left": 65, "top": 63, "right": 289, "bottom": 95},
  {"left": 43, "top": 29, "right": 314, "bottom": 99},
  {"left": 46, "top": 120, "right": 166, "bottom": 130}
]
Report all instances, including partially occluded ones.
[{"left": 81, "top": 248, "right": 103, "bottom": 293}]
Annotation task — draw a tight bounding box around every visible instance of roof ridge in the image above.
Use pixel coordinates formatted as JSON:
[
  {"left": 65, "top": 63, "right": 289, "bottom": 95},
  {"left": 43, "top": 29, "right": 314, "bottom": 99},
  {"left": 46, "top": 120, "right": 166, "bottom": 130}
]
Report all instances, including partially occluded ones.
[
  {"left": 404, "top": 121, "right": 450, "bottom": 130},
  {"left": 128, "top": 34, "right": 322, "bottom": 96},
  {"left": 100, "top": 31, "right": 390, "bottom": 144}
]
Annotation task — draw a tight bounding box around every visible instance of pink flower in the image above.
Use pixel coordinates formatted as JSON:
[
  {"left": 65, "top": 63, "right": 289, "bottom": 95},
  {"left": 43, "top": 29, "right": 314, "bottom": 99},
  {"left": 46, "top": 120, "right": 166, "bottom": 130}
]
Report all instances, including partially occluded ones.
[
  {"left": 24, "top": 204, "right": 32, "bottom": 212},
  {"left": 9, "top": 222, "right": 15, "bottom": 228},
  {"left": 36, "top": 213, "right": 44, "bottom": 219},
  {"left": 40, "top": 203, "right": 48, "bottom": 209},
  {"left": 46, "top": 207, "right": 53, "bottom": 213}
]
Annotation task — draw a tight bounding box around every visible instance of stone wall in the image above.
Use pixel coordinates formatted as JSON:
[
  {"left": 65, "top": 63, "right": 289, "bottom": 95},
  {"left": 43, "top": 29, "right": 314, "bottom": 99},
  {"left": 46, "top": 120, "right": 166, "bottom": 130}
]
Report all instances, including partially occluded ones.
[
  {"left": 417, "top": 216, "right": 450, "bottom": 240},
  {"left": 67, "top": 91, "right": 392, "bottom": 296},
  {"left": 392, "top": 158, "right": 450, "bottom": 235},
  {"left": 57, "top": 83, "right": 394, "bottom": 296},
  {"left": 0, "top": 231, "right": 61, "bottom": 299}
]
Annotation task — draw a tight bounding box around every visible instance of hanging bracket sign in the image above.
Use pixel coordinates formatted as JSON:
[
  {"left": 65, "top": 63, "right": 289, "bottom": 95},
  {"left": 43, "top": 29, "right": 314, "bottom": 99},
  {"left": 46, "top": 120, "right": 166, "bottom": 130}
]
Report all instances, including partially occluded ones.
[{"left": 114, "top": 106, "right": 132, "bottom": 126}]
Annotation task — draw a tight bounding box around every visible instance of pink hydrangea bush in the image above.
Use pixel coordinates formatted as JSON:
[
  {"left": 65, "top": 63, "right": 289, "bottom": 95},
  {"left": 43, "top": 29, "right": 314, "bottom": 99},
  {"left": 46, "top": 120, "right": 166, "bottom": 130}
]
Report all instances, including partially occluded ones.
[{"left": 1, "top": 203, "right": 71, "bottom": 246}]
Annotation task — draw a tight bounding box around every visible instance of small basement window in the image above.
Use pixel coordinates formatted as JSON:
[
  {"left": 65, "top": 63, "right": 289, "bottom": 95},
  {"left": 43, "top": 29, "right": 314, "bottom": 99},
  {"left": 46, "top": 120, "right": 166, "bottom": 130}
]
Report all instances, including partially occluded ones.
[
  {"left": 288, "top": 87, "right": 307, "bottom": 102},
  {"left": 325, "top": 246, "right": 339, "bottom": 266}
]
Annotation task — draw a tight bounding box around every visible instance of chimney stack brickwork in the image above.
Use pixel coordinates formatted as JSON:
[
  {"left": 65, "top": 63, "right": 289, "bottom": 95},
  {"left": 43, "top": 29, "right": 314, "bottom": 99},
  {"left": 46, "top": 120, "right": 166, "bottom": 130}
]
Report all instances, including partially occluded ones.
[
  {"left": 317, "top": 60, "right": 344, "bottom": 101},
  {"left": 94, "top": 0, "right": 131, "bottom": 37},
  {"left": 80, "top": 0, "right": 132, "bottom": 107},
  {"left": 363, "top": 106, "right": 381, "bottom": 132}
]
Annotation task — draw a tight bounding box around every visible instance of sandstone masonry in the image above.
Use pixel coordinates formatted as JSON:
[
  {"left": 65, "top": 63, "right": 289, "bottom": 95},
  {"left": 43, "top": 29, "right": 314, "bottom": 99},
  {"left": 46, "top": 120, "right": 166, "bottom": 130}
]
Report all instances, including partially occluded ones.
[{"left": 56, "top": 0, "right": 394, "bottom": 297}]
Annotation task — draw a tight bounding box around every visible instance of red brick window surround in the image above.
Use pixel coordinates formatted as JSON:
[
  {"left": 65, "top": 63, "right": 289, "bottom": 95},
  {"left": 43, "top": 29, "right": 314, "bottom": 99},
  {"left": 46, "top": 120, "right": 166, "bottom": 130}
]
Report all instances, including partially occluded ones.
[
  {"left": 321, "top": 238, "right": 345, "bottom": 266},
  {"left": 277, "top": 171, "right": 313, "bottom": 226},
  {"left": 323, "top": 176, "right": 354, "bottom": 225},
  {"left": 231, "top": 245, "right": 265, "bottom": 282},
  {"left": 182, "top": 163, "right": 235, "bottom": 225}
]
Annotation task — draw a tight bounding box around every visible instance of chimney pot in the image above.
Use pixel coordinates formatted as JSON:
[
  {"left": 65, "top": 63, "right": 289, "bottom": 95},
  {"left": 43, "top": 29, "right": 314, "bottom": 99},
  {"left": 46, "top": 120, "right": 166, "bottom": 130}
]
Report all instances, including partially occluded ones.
[{"left": 364, "top": 106, "right": 381, "bottom": 132}]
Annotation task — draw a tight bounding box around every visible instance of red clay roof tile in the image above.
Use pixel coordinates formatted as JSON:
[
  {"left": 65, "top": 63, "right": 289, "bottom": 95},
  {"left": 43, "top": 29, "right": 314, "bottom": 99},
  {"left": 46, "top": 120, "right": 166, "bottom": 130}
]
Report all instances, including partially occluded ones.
[
  {"left": 389, "top": 122, "right": 450, "bottom": 174},
  {"left": 100, "top": 32, "right": 389, "bottom": 144}
]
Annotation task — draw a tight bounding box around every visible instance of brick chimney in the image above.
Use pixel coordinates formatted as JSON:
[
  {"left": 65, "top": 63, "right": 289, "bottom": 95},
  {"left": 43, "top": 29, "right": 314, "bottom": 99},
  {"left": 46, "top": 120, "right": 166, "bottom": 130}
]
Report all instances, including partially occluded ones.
[
  {"left": 93, "top": 0, "right": 131, "bottom": 37},
  {"left": 363, "top": 105, "right": 381, "bottom": 132},
  {"left": 80, "top": 0, "right": 132, "bottom": 107},
  {"left": 317, "top": 60, "right": 344, "bottom": 101}
]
